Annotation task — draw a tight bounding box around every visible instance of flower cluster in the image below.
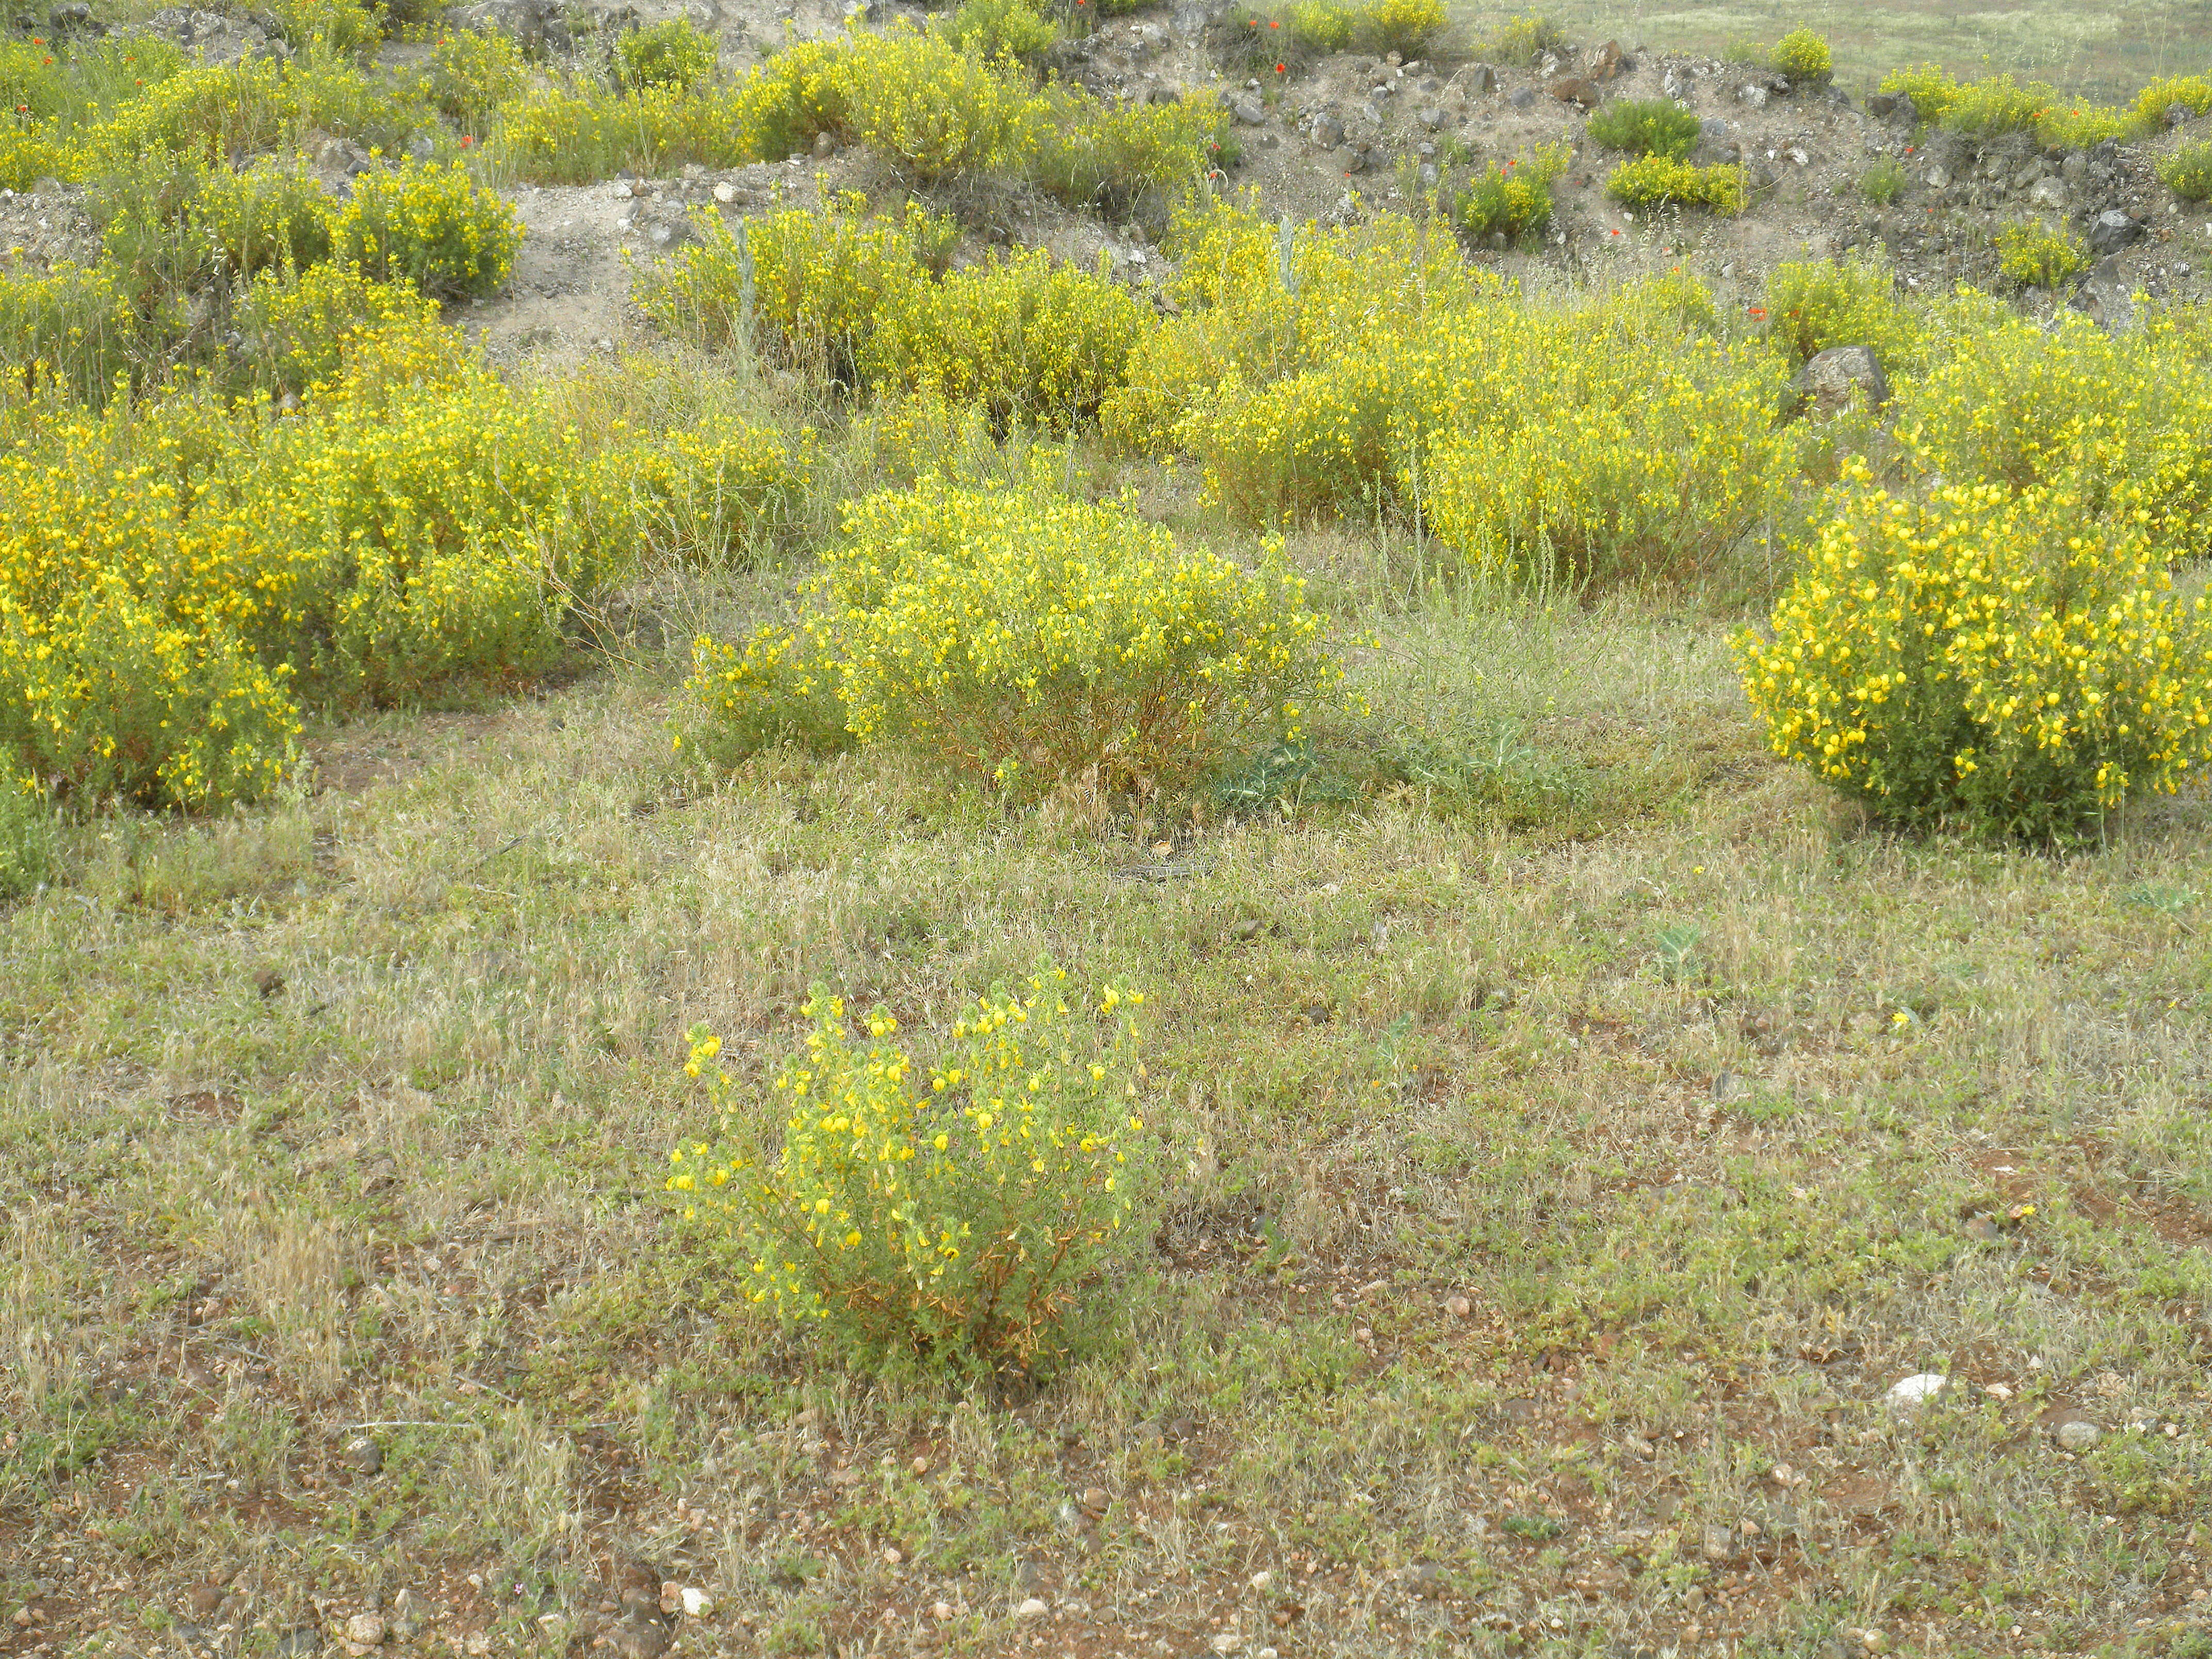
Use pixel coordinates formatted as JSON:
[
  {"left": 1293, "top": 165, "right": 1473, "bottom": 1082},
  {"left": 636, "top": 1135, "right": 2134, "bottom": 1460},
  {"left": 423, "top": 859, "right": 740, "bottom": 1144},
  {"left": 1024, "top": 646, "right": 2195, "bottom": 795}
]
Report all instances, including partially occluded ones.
[
  {"left": 1994, "top": 220, "right": 2089, "bottom": 290},
  {"left": 666, "top": 968, "right": 1148, "bottom": 1373},
  {"left": 1735, "top": 459, "right": 2212, "bottom": 839},
  {"left": 1605, "top": 154, "right": 1748, "bottom": 215},
  {"left": 1453, "top": 143, "right": 1570, "bottom": 240}
]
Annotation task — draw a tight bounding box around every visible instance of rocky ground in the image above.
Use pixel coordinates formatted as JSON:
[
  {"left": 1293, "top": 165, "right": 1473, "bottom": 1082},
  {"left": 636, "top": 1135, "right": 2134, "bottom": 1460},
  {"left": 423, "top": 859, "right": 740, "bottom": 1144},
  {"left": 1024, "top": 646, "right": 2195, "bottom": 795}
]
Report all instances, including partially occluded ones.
[{"left": 5, "top": 5, "right": 2207, "bottom": 372}]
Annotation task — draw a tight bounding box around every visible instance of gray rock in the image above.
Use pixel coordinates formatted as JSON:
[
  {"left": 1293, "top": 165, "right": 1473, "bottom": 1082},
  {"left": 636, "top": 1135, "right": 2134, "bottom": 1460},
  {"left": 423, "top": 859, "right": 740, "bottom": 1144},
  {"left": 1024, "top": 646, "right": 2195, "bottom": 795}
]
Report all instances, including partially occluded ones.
[
  {"left": 1462, "top": 62, "right": 1495, "bottom": 94},
  {"left": 2062, "top": 149, "right": 2090, "bottom": 182},
  {"left": 1417, "top": 160, "right": 1438, "bottom": 187},
  {"left": 1700, "top": 1525, "right": 1738, "bottom": 1563},
  {"left": 1507, "top": 86, "right": 1536, "bottom": 111},
  {"left": 1662, "top": 68, "right": 1692, "bottom": 103},
  {"left": 1737, "top": 82, "right": 1770, "bottom": 110},
  {"left": 343, "top": 1435, "right": 383, "bottom": 1474},
  {"left": 2056, "top": 1419, "right": 2102, "bottom": 1453},
  {"left": 1924, "top": 164, "right": 1949, "bottom": 190},
  {"left": 272, "top": 1632, "right": 321, "bottom": 1659},
  {"left": 2027, "top": 176, "right": 2068, "bottom": 211},
  {"left": 1309, "top": 111, "right": 1343, "bottom": 149},
  {"left": 48, "top": 1, "right": 98, "bottom": 31},
  {"left": 1228, "top": 95, "right": 1266, "bottom": 126},
  {"left": 1587, "top": 39, "right": 1629, "bottom": 80},
  {"left": 1416, "top": 105, "right": 1443, "bottom": 129},
  {"left": 2089, "top": 208, "right": 2143, "bottom": 255},
  {"left": 1864, "top": 91, "right": 1899, "bottom": 119}
]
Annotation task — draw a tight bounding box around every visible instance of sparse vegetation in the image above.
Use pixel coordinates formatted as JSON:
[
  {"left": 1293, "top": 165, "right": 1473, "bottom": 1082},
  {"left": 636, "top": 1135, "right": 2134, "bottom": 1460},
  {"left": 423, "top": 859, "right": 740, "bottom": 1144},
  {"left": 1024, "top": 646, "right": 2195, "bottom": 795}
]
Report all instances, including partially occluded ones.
[
  {"left": 2161, "top": 139, "right": 2212, "bottom": 203},
  {"left": 5, "top": 8, "right": 2212, "bottom": 1657}
]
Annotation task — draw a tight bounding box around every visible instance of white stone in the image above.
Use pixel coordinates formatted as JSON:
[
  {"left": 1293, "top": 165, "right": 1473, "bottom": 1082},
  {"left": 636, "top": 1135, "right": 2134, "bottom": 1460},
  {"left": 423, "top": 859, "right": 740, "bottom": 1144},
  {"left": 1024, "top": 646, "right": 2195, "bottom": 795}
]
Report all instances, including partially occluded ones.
[
  {"left": 1016, "top": 1597, "right": 1049, "bottom": 1619},
  {"left": 679, "top": 1587, "right": 713, "bottom": 1618},
  {"left": 1886, "top": 1373, "right": 1947, "bottom": 1409}
]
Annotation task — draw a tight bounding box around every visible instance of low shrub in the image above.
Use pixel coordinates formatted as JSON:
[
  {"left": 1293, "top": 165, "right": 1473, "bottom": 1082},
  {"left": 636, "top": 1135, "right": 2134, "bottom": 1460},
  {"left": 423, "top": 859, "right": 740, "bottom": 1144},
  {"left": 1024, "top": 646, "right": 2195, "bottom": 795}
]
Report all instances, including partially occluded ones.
[
  {"left": 1606, "top": 154, "right": 1747, "bottom": 214},
  {"left": 1419, "top": 285, "right": 1792, "bottom": 581},
  {"left": 1879, "top": 63, "right": 1960, "bottom": 124},
  {"left": 615, "top": 19, "right": 719, "bottom": 92},
  {"left": 422, "top": 29, "right": 529, "bottom": 131},
  {"left": 637, "top": 198, "right": 954, "bottom": 382},
  {"left": 2159, "top": 139, "right": 2212, "bottom": 204},
  {"left": 1481, "top": 10, "right": 1564, "bottom": 67},
  {"left": 840, "top": 28, "right": 1038, "bottom": 183},
  {"left": 939, "top": 0, "right": 1056, "bottom": 64},
  {"left": 2132, "top": 74, "right": 2212, "bottom": 133},
  {"left": 2037, "top": 102, "right": 2129, "bottom": 149},
  {"left": 486, "top": 82, "right": 749, "bottom": 183},
  {"left": 667, "top": 972, "right": 1148, "bottom": 1376},
  {"left": 1766, "top": 27, "right": 1830, "bottom": 84},
  {"left": 1995, "top": 220, "right": 2088, "bottom": 289},
  {"left": 196, "top": 154, "right": 337, "bottom": 277},
  {"left": 338, "top": 158, "right": 521, "bottom": 299},
  {"left": 0, "top": 576, "right": 301, "bottom": 810},
  {"left": 1941, "top": 73, "right": 2052, "bottom": 139},
  {"left": 724, "top": 36, "right": 849, "bottom": 162},
  {"left": 1891, "top": 299, "right": 2212, "bottom": 558},
  {"left": 233, "top": 261, "right": 454, "bottom": 396},
  {"left": 1858, "top": 154, "right": 1907, "bottom": 204},
  {"left": 0, "top": 261, "right": 152, "bottom": 405},
  {"left": 1763, "top": 252, "right": 1922, "bottom": 373},
  {"left": 860, "top": 247, "right": 1148, "bottom": 432},
  {"left": 1586, "top": 97, "right": 1700, "bottom": 161},
  {"left": 1454, "top": 144, "right": 1567, "bottom": 241},
  {"left": 0, "top": 126, "right": 69, "bottom": 192},
  {"left": 686, "top": 473, "right": 1344, "bottom": 794},
  {"left": 1347, "top": 0, "right": 1444, "bottom": 58},
  {"left": 1736, "top": 459, "right": 2212, "bottom": 840},
  {"left": 1, "top": 39, "right": 69, "bottom": 124},
  {"left": 1031, "top": 86, "right": 1224, "bottom": 217}
]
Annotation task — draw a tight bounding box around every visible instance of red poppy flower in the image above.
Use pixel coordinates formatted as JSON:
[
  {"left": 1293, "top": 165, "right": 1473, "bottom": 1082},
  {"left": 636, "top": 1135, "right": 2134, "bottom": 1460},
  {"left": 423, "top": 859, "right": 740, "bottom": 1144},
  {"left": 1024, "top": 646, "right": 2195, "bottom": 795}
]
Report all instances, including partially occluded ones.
[
  {"left": 460, "top": 135, "right": 474, "bottom": 147},
  {"left": 1749, "top": 306, "right": 1767, "bottom": 318},
  {"left": 1275, "top": 61, "right": 1286, "bottom": 72},
  {"left": 1268, "top": 17, "right": 1279, "bottom": 24}
]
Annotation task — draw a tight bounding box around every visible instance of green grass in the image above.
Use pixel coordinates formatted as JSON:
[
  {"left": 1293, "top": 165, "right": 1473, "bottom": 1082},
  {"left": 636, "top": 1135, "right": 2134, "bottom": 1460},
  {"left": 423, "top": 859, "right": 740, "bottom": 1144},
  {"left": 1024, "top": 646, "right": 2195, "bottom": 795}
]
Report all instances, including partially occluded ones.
[
  {"left": 3, "top": 545, "right": 2208, "bottom": 1652},
  {"left": 1455, "top": 0, "right": 2212, "bottom": 105}
]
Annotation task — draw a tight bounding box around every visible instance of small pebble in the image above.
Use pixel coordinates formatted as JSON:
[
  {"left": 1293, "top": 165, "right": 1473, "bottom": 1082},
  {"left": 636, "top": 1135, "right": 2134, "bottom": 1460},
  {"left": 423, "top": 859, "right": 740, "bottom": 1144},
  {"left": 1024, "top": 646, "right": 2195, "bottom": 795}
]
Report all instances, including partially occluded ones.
[
  {"left": 1015, "top": 1596, "right": 1048, "bottom": 1619},
  {"left": 882, "top": 1547, "right": 902, "bottom": 1566},
  {"left": 679, "top": 1587, "right": 712, "bottom": 1618}
]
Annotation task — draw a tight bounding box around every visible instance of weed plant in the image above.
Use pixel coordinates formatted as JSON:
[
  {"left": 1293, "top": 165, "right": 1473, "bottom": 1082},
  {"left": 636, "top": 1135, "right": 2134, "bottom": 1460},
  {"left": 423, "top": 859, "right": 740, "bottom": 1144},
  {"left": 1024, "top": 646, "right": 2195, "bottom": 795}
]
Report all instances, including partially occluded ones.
[
  {"left": 669, "top": 970, "right": 1147, "bottom": 1376},
  {"left": 2159, "top": 140, "right": 2212, "bottom": 203},
  {"left": 1452, "top": 144, "right": 1567, "bottom": 242},
  {"left": 1995, "top": 220, "right": 2089, "bottom": 289},
  {"left": 1585, "top": 98, "right": 1700, "bottom": 161},
  {"left": 1605, "top": 155, "right": 1748, "bottom": 215}
]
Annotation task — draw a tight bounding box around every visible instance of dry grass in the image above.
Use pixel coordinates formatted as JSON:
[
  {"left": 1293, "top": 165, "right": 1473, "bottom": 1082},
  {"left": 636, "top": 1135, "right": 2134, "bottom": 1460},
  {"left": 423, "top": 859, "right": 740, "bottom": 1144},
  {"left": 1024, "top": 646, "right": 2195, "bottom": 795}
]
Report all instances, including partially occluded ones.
[
  {"left": 1457, "top": 0, "right": 2212, "bottom": 105},
  {"left": 0, "top": 573, "right": 2207, "bottom": 1655}
]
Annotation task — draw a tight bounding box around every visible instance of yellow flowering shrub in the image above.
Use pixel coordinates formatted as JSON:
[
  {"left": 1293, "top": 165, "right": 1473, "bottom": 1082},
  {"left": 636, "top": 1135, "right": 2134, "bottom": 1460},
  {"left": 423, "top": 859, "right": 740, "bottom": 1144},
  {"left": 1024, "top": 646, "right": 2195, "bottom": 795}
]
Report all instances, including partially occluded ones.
[
  {"left": 195, "top": 153, "right": 337, "bottom": 276},
  {"left": 1417, "top": 284, "right": 1792, "bottom": 580},
  {"left": 232, "top": 261, "right": 456, "bottom": 396},
  {"left": 615, "top": 19, "right": 719, "bottom": 93},
  {"left": 1031, "top": 86, "right": 1225, "bottom": 216},
  {"left": 1736, "top": 459, "right": 2212, "bottom": 839},
  {"left": 485, "top": 82, "right": 750, "bottom": 183},
  {"left": 668, "top": 970, "right": 1147, "bottom": 1374},
  {"left": 0, "top": 125, "right": 68, "bottom": 191},
  {"left": 824, "top": 474, "right": 1341, "bottom": 793},
  {"left": 1766, "top": 27, "right": 1830, "bottom": 83},
  {"left": 2132, "top": 75, "right": 2212, "bottom": 132},
  {"left": 422, "top": 28, "right": 529, "bottom": 131},
  {"left": 0, "top": 261, "right": 149, "bottom": 405},
  {"left": 1892, "top": 299, "right": 2212, "bottom": 557},
  {"left": 724, "top": 36, "right": 850, "bottom": 160},
  {"left": 1605, "top": 154, "right": 1748, "bottom": 215},
  {"left": 637, "top": 198, "right": 954, "bottom": 383},
  {"left": 683, "top": 471, "right": 1344, "bottom": 793},
  {"left": 940, "top": 0, "right": 1057, "bottom": 64},
  {"left": 680, "top": 622, "right": 853, "bottom": 763},
  {"left": 1763, "top": 252, "right": 1924, "bottom": 372},
  {"left": 838, "top": 27, "right": 1039, "bottom": 183},
  {"left": 337, "top": 158, "right": 521, "bottom": 299},
  {"left": 2162, "top": 140, "right": 2212, "bottom": 203},
  {"left": 0, "top": 574, "right": 300, "bottom": 810},
  {"left": 859, "top": 246, "right": 1147, "bottom": 431},
  {"left": 78, "top": 57, "right": 296, "bottom": 171},
  {"left": 1453, "top": 144, "right": 1568, "bottom": 241},
  {"left": 1995, "top": 220, "right": 2088, "bottom": 289}
]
